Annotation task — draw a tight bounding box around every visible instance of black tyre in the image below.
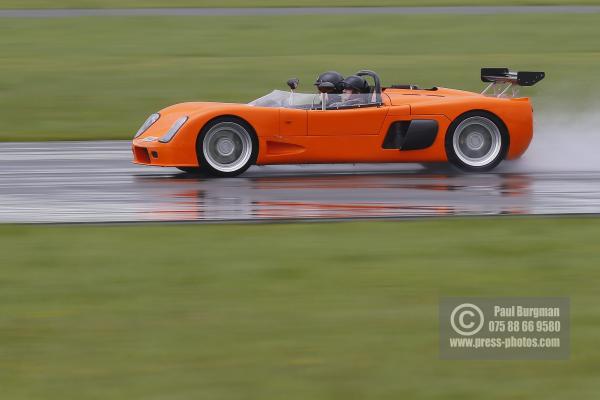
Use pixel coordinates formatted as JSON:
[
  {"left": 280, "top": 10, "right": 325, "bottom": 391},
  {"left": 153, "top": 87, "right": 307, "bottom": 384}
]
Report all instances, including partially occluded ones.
[
  {"left": 196, "top": 117, "right": 258, "bottom": 177},
  {"left": 445, "top": 111, "right": 509, "bottom": 172}
]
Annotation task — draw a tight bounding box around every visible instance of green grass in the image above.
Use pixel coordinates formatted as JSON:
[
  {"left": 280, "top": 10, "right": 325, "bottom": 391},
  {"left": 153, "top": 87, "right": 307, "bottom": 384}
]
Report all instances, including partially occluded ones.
[
  {"left": 1, "top": 13, "right": 599, "bottom": 141},
  {"left": 2, "top": 0, "right": 600, "bottom": 8},
  {"left": 1, "top": 217, "right": 600, "bottom": 399}
]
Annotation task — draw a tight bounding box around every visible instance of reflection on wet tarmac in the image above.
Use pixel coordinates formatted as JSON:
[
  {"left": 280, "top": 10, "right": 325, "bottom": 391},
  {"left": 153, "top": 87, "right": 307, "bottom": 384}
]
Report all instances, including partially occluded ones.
[
  {"left": 139, "top": 172, "right": 531, "bottom": 221},
  {"left": 0, "top": 141, "right": 599, "bottom": 223}
]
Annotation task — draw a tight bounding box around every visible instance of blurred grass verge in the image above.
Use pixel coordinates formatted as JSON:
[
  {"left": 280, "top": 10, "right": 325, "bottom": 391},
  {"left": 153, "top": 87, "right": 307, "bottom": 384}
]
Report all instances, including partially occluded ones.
[
  {"left": 2, "top": 0, "right": 600, "bottom": 8},
  {"left": 0, "top": 13, "right": 599, "bottom": 141},
  {"left": 1, "top": 217, "right": 599, "bottom": 399}
]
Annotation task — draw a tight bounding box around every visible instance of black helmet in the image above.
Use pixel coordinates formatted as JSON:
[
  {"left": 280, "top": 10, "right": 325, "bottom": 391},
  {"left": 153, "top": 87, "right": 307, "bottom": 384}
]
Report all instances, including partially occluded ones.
[
  {"left": 342, "top": 75, "right": 370, "bottom": 93},
  {"left": 314, "top": 71, "right": 344, "bottom": 93}
]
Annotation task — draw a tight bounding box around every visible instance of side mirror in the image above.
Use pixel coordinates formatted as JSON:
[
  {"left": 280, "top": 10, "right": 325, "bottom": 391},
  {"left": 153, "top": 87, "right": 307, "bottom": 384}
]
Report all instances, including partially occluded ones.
[{"left": 287, "top": 78, "right": 299, "bottom": 90}]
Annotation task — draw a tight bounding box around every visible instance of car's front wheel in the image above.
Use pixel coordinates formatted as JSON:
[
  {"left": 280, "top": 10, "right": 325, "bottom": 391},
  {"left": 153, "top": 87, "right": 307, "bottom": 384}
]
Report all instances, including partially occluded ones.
[
  {"left": 445, "top": 111, "right": 508, "bottom": 172},
  {"left": 197, "top": 117, "right": 258, "bottom": 177}
]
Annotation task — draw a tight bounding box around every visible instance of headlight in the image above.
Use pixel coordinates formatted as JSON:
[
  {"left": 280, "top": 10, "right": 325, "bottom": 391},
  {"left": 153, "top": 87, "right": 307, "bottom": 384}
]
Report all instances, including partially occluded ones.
[
  {"left": 134, "top": 113, "right": 160, "bottom": 138},
  {"left": 159, "top": 116, "right": 188, "bottom": 143}
]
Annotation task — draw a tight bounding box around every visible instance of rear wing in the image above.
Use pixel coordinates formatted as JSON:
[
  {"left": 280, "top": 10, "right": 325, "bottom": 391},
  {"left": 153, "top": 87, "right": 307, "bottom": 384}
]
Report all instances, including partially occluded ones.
[{"left": 481, "top": 68, "right": 545, "bottom": 97}]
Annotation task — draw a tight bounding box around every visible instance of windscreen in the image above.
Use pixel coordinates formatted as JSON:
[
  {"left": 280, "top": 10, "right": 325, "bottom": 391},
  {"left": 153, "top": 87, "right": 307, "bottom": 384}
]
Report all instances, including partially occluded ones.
[
  {"left": 248, "top": 90, "right": 318, "bottom": 109},
  {"left": 248, "top": 90, "right": 379, "bottom": 110}
]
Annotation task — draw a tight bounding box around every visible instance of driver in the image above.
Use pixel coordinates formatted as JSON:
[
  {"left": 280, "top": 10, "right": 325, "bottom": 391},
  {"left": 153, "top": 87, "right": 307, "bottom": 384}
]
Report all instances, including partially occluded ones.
[
  {"left": 339, "top": 75, "right": 370, "bottom": 106},
  {"left": 327, "top": 75, "right": 370, "bottom": 108}
]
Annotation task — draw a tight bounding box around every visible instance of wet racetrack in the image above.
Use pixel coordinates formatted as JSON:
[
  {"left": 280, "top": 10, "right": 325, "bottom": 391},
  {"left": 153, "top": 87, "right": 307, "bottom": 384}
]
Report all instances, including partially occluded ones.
[{"left": 1, "top": 141, "right": 599, "bottom": 223}]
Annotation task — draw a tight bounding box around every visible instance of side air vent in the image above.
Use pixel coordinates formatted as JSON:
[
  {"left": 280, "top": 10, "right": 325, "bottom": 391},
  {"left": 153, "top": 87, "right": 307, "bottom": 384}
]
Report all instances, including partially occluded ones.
[{"left": 383, "top": 120, "right": 439, "bottom": 151}]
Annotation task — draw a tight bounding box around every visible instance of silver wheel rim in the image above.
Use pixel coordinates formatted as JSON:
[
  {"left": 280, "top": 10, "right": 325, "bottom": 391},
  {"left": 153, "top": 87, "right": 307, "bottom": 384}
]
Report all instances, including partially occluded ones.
[
  {"left": 202, "top": 122, "right": 252, "bottom": 173},
  {"left": 452, "top": 116, "right": 502, "bottom": 167}
]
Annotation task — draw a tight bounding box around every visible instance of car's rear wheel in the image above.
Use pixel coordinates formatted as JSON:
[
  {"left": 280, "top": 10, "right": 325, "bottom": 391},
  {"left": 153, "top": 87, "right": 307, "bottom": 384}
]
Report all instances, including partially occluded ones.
[
  {"left": 197, "top": 117, "right": 258, "bottom": 177},
  {"left": 445, "top": 111, "right": 508, "bottom": 172}
]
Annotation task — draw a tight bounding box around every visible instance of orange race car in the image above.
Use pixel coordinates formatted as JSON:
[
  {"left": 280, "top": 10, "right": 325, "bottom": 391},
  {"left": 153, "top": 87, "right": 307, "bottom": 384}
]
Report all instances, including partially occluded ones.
[{"left": 132, "top": 68, "right": 544, "bottom": 177}]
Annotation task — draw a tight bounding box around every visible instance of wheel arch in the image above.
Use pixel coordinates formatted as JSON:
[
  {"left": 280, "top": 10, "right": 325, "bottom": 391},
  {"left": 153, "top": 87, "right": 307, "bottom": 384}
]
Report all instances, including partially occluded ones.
[
  {"left": 445, "top": 109, "right": 510, "bottom": 151},
  {"left": 195, "top": 114, "right": 259, "bottom": 151}
]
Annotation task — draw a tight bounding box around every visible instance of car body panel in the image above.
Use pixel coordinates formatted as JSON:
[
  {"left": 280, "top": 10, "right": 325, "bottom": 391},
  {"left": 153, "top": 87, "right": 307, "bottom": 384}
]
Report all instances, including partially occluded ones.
[{"left": 307, "top": 107, "right": 389, "bottom": 136}]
